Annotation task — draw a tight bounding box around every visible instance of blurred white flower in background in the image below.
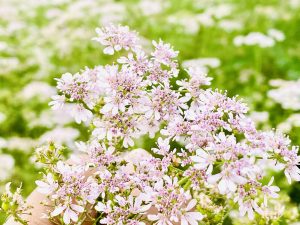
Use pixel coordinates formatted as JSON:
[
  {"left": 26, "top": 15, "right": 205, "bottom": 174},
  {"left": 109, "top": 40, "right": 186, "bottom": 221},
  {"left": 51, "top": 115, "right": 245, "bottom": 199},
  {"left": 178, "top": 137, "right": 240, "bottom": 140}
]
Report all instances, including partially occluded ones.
[
  {"left": 39, "top": 127, "right": 80, "bottom": 148},
  {"left": 218, "top": 19, "right": 243, "bottom": 32},
  {"left": 98, "top": 2, "right": 126, "bottom": 25},
  {"left": 0, "top": 154, "right": 14, "bottom": 181},
  {"left": 182, "top": 57, "right": 221, "bottom": 73},
  {"left": 29, "top": 107, "right": 74, "bottom": 128},
  {"left": 138, "top": 0, "right": 165, "bottom": 16},
  {"left": 195, "top": 13, "right": 215, "bottom": 27},
  {"left": 0, "top": 112, "right": 6, "bottom": 124},
  {"left": 267, "top": 29, "right": 285, "bottom": 42},
  {"left": 205, "top": 4, "right": 233, "bottom": 19},
  {"left": 167, "top": 14, "right": 200, "bottom": 34},
  {"left": 234, "top": 32, "right": 276, "bottom": 48},
  {"left": 0, "top": 57, "right": 20, "bottom": 74},
  {"left": 5, "top": 137, "right": 36, "bottom": 153},
  {"left": 289, "top": 0, "right": 300, "bottom": 7},
  {"left": 233, "top": 28, "right": 284, "bottom": 48},
  {"left": 0, "top": 138, "right": 7, "bottom": 149},
  {"left": 19, "top": 81, "right": 56, "bottom": 101},
  {"left": 268, "top": 79, "right": 300, "bottom": 110},
  {"left": 250, "top": 111, "right": 269, "bottom": 125},
  {"left": 277, "top": 114, "right": 300, "bottom": 133}
]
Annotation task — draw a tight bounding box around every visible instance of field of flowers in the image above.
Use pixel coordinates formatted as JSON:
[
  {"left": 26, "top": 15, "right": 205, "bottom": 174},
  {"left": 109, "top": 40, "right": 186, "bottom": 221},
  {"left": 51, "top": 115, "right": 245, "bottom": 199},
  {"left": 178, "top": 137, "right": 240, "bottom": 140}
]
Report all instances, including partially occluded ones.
[{"left": 1, "top": 0, "right": 300, "bottom": 224}]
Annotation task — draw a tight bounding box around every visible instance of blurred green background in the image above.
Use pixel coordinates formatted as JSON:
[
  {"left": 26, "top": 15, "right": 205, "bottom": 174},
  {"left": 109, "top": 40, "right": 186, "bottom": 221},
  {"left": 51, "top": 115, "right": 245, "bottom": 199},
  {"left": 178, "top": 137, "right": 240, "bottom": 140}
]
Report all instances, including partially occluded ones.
[{"left": 1, "top": 0, "right": 300, "bottom": 223}]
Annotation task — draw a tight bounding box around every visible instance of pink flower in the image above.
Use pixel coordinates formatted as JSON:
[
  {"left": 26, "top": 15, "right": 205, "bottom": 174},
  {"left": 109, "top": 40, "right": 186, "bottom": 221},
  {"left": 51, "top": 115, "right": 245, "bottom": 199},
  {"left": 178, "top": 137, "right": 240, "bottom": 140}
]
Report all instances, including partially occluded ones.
[
  {"left": 284, "top": 163, "right": 300, "bottom": 184},
  {"left": 152, "top": 39, "right": 178, "bottom": 67}
]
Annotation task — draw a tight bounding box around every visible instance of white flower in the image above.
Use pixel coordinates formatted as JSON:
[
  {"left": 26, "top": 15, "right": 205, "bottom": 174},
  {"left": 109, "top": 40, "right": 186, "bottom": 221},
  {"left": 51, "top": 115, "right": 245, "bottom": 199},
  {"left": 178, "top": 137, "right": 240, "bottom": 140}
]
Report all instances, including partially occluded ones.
[
  {"left": 56, "top": 73, "right": 74, "bottom": 91},
  {"left": 284, "top": 164, "right": 300, "bottom": 184},
  {"left": 180, "top": 199, "right": 204, "bottom": 225},
  {"left": 238, "top": 200, "right": 263, "bottom": 220},
  {"left": 262, "top": 177, "right": 280, "bottom": 206},
  {"left": 51, "top": 204, "right": 84, "bottom": 224},
  {"left": 208, "top": 169, "right": 247, "bottom": 194},
  {"left": 39, "top": 127, "right": 79, "bottom": 147},
  {"left": 49, "top": 95, "right": 66, "bottom": 110},
  {"left": 190, "top": 149, "right": 214, "bottom": 173},
  {"left": 70, "top": 104, "right": 93, "bottom": 124},
  {"left": 35, "top": 173, "right": 58, "bottom": 195},
  {"left": 233, "top": 32, "right": 275, "bottom": 48},
  {"left": 267, "top": 29, "right": 285, "bottom": 42},
  {"left": 128, "top": 194, "right": 152, "bottom": 214},
  {"left": 19, "top": 81, "right": 56, "bottom": 101},
  {"left": 147, "top": 214, "right": 173, "bottom": 225},
  {"left": 0, "top": 154, "right": 14, "bottom": 181}
]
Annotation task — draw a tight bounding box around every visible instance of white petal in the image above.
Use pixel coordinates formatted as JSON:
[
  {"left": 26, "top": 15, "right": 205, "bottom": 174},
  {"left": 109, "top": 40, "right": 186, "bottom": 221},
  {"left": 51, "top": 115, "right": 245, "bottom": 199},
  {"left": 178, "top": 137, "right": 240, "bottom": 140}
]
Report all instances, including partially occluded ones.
[
  {"left": 186, "top": 199, "right": 197, "bottom": 211},
  {"left": 51, "top": 206, "right": 65, "bottom": 217}
]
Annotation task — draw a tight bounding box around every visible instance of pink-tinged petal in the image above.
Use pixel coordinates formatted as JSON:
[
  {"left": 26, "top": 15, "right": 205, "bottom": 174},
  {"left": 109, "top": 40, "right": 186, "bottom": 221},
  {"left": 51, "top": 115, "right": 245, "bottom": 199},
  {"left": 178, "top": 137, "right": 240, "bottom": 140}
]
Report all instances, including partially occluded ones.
[
  {"left": 247, "top": 207, "right": 254, "bottom": 220},
  {"left": 268, "top": 176, "right": 274, "bottom": 186},
  {"left": 186, "top": 199, "right": 197, "bottom": 211},
  {"left": 239, "top": 204, "right": 246, "bottom": 217},
  {"left": 207, "top": 173, "right": 222, "bottom": 184},
  {"left": 63, "top": 209, "right": 71, "bottom": 224},
  {"left": 196, "top": 149, "right": 208, "bottom": 157},
  {"left": 227, "top": 179, "right": 237, "bottom": 193},
  {"left": 284, "top": 170, "right": 292, "bottom": 184},
  {"left": 71, "top": 204, "right": 84, "bottom": 213},
  {"left": 207, "top": 164, "right": 213, "bottom": 174},
  {"left": 51, "top": 206, "right": 65, "bottom": 217},
  {"left": 252, "top": 201, "right": 263, "bottom": 215},
  {"left": 232, "top": 175, "right": 247, "bottom": 185},
  {"left": 104, "top": 46, "right": 114, "bottom": 55},
  {"left": 35, "top": 180, "right": 48, "bottom": 188},
  {"left": 95, "top": 202, "right": 106, "bottom": 212},
  {"left": 68, "top": 208, "right": 79, "bottom": 222},
  {"left": 101, "top": 103, "right": 113, "bottom": 114},
  {"left": 190, "top": 156, "right": 205, "bottom": 163},
  {"left": 218, "top": 178, "right": 227, "bottom": 194},
  {"left": 181, "top": 216, "right": 189, "bottom": 225},
  {"left": 147, "top": 214, "right": 159, "bottom": 221},
  {"left": 186, "top": 212, "right": 204, "bottom": 221}
]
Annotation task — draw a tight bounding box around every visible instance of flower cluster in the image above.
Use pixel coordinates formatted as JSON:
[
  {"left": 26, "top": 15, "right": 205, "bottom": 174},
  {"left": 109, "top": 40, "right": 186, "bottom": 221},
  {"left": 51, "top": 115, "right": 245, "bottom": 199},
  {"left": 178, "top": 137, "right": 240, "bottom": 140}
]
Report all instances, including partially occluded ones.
[
  {"left": 1, "top": 183, "right": 32, "bottom": 225},
  {"left": 2, "top": 25, "right": 300, "bottom": 225}
]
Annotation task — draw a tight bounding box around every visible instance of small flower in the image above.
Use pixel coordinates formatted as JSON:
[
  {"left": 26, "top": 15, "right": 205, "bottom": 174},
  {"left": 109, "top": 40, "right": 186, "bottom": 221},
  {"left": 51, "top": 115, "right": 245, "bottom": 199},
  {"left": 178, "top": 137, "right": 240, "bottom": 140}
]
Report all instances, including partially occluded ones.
[
  {"left": 93, "top": 24, "right": 139, "bottom": 55},
  {"left": 1, "top": 183, "right": 32, "bottom": 224},
  {"left": 190, "top": 149, "right": 214, "bottom": 173},
  {"left": 238, "top": 199, "right": 263, "bottom": 220},
  {"left": 284, "top": 163, "right": 300, "bottom": 184},
  {"left": 51, "top": 204, "right": 84, "bottom": 225},
  {"left": 262, "top": 177, "right": 280, "bottom": 206},
  {"left": 70, "top": 104, "right": 93, "bottom": 124},
  {"left": 152, "top": 39, "right": 178, "bottom": 67},
  {"left": 208, "top": 167, "right": 247, "bottom": 194},
  {"left": 35, "top": 173, "right": 58, "bottom": 195},
  {"left": 49, "top": 95, "right": 66, "bottom": 110},
  {"left": 180, "top": 199, "right": 204, "bottom": 225}
]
